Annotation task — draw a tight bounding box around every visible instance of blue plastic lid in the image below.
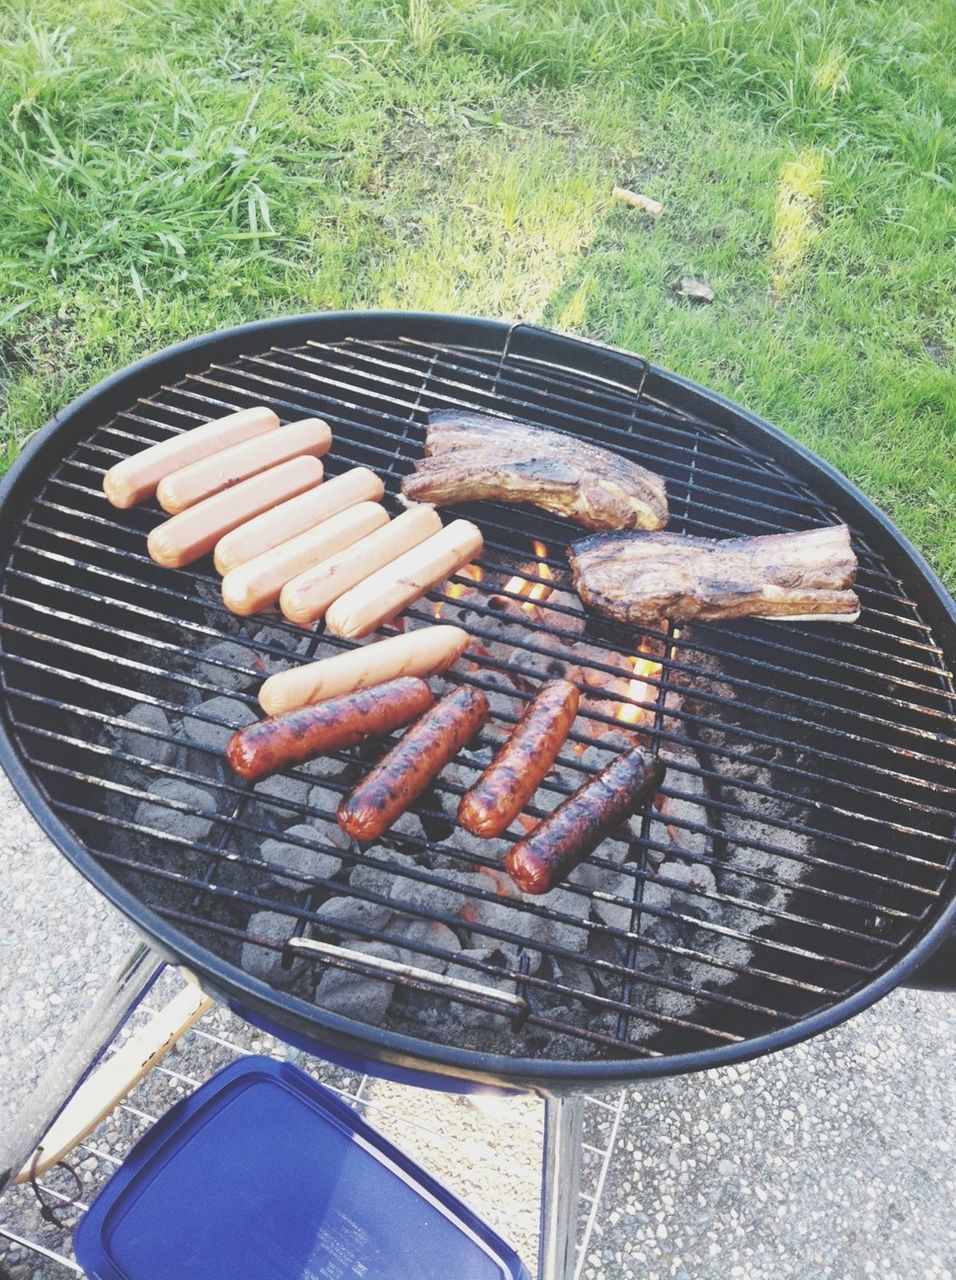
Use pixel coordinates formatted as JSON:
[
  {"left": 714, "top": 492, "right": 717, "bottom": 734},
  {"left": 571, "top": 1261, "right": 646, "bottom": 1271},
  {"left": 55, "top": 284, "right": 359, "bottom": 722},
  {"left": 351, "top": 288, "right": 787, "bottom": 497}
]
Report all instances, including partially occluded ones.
[{"left": 75, "top": 1056, "right": 529, "bottom": 1280}]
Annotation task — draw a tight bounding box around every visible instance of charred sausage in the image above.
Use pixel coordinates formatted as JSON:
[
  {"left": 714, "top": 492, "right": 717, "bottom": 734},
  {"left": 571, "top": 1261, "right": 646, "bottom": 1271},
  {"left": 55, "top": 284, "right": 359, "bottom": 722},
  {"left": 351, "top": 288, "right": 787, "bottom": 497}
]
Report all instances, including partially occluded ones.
[
  {"left": 338, "top": 686, "right": 490, "bottom": 841},
  {"left": 504, "top": 748, "right": 665, "bottom": 894},
  {"left": 226, "top": 677, "right": 434, "bottom": 781},
  {"left": 458, "top": 679, "right": 580, "bottom": 838}
]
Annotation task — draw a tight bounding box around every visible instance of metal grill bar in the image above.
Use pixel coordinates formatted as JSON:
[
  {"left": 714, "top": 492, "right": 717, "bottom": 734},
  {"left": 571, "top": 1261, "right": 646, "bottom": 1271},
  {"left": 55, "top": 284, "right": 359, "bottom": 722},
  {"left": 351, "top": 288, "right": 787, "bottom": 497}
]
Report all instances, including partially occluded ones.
[
  {"left": 156, "top": 907, "right": 676, "bottom": 1054},
  {"left": 5, "top": 618, "right": 953, "bottom": 897},
  {"left": 26, "top": 727, "right": 925, "bottom": 950},
  {"left": 11, "top": 518, "right": 956, "bottom": 824},
  {"left": 117, "top": 375, "right": 949, "bottom": 672},
  {"left": 52, "top": 437, "right": 940, "bottom": 637},
  {"left": 92, "top": 399, "right": 919, "bottom": 617},
  {"left": 41, "top": 412, "right": 952, "bottom": 675},
  {"left": 242, "top": 341, "right": 915, "bottom": 608},
  {"left": 37, "top": 777, "right": 871, "bottom": 1004},
  {"left": 7, "top": 590, "right": 954, "bottom": 856},
  {"left": 9, "top": 683, "right": 937, "bottom": 937},
  {"left": 1, "top": 329, "right": 954, "bottom": 1071},
  {"left": 97, "top": 358, "right": 911, "bottom": 637},
  {"left": 181, "top": 359, "right": 907, "bottom": 598},
  {"left": 31, "top": 445, "right": 956, "bottom": 685},
  {"left": 4, "top": 558, "right": 954, "bottom": 876},
  {"left": 297, "top": 342, "right": 860, "bottom": 522},
  {"left": 8, "top": 566, "right": 955, "bottom": 860},
  {"left": 5, "top": 604, "right": 952, "bottom": 947},
  {"left": 29, "top": 490, "right": 956, "bottom": 704},
  {"left": 15, "top": 704, "right": 898, "bottom": 980}
]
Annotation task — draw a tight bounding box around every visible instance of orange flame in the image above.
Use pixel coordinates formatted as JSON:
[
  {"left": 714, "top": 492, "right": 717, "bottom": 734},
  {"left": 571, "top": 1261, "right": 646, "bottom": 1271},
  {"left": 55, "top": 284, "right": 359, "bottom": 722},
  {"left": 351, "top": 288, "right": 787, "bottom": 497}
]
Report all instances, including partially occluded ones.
[
  {"left": 445, "top": 566, "right": 483, "bottom": 601},
  {"left": 503, "top": 541, "right": 554, "bottom": 614},
  {"left": 434, "top": 563, "right": 484, "bottom": 616},
  {"left": 615, "top": 648, "right": 662, "bottom": 726}
]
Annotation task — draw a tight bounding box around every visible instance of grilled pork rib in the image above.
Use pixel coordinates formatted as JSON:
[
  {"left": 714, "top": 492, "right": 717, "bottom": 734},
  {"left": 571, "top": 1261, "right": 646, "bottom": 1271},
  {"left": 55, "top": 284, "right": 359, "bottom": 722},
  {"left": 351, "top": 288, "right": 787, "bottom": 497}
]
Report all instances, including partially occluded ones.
[
  {"left": 400, "top": 410, "right": 669, "bottom": 532},
  {"left": 569, "top": 524, "right": 860, "bottom": 624}
]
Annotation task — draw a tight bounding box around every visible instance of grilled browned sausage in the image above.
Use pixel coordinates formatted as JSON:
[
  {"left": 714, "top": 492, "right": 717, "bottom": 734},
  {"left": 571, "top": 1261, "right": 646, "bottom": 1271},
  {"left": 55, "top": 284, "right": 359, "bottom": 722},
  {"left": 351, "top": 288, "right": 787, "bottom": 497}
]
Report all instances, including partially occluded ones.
[
  {"left": 338, "top": 686, "right": 490, "bottom": 841},
  {"left": 505, "top": 748, "right": 665, "bottom": 894},
  {"left": 226, "top": 678, "right": 435, "bottom": 781},
  {"left": 458, "top": 679, "right": 580, "bottom": 838}
]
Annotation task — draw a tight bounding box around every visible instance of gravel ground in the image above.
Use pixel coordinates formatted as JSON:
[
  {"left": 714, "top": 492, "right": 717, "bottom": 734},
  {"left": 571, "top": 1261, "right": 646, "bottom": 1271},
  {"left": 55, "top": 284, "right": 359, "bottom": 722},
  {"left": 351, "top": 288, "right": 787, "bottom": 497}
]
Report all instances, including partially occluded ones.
[{"left": 1, "top": 770, "right": 954, "bottom": 1279}]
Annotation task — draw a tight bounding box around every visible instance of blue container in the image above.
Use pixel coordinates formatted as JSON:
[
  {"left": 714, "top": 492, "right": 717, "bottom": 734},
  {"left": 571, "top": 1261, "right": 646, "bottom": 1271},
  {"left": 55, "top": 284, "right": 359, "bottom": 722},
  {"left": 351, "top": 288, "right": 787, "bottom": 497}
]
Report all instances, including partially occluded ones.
[{"left": 75, "top": 1057, "right": 530, "bottom": 1280}]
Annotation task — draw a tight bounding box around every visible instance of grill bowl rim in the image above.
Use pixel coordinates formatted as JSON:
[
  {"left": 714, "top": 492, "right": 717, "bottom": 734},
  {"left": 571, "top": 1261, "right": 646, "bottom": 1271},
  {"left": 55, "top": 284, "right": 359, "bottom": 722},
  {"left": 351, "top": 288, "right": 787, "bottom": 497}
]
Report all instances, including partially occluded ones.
[{"left": 0, "top": 309, "right": 954, "bottom": 1092}]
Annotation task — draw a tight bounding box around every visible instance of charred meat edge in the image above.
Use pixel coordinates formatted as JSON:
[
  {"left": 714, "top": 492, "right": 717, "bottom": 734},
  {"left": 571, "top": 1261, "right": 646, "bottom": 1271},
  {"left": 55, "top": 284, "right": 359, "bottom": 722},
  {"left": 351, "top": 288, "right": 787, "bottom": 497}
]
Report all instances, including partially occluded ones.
[
  {"left": 569, "top": 524, "right": 860, "bottom": 623},
  {"left": 400, "top": 410, "right": 669, "bottom": 532}
]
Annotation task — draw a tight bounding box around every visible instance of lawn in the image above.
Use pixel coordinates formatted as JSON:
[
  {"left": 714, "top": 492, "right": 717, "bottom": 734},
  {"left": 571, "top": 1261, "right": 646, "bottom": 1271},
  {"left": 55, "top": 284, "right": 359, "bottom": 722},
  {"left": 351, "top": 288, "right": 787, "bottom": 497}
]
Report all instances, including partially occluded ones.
[{"left": 1, "top": 0, "right": 954, "bottom": 582}]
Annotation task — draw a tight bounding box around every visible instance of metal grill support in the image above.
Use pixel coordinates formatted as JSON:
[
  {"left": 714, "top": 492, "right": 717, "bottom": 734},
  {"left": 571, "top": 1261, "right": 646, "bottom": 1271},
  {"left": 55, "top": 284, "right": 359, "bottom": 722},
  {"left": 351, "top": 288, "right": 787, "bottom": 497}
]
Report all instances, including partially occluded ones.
[
  {"left": 0, "top": 944, "right": 165, "bottom": 1198},
  {"left": 539, "top": 1095, "right": 585, "bottom": 1280}
]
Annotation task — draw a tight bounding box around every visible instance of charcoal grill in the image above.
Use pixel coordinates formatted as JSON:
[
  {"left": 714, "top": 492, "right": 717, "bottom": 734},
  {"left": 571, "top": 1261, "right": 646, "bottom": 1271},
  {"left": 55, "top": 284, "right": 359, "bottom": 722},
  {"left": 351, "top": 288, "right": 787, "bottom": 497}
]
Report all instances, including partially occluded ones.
[{"left": 1, "top": 313, "right": 954, "bottom": 1274}]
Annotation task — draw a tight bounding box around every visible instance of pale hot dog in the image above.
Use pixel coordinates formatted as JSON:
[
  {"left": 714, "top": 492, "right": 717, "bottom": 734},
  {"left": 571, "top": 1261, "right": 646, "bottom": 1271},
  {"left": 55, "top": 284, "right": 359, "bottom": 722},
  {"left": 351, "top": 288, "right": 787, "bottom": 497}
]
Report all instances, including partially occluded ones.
[
  {"left": 258, "top": 625, "right": 471, "bottom": 716},
  {"left": 213, "top": 467, "right": 384, "bottom": 575},
  {"left": 146, "top": 456, "right": 323, "bottom": 569},
  {"left": 156, "top": 418, "right": 331, "bottom": 514},
  {"left": 279, "top": 504, "right": 442, "bottom": 626},
  {"left": 221, "top": 502, "right": 389, "bottom": 616},
  {"left": 324, "top": 520, "right": 483, "bottom": 639},
  {"left": 103, "top": 406, "right": 279, "bottom": 509}
]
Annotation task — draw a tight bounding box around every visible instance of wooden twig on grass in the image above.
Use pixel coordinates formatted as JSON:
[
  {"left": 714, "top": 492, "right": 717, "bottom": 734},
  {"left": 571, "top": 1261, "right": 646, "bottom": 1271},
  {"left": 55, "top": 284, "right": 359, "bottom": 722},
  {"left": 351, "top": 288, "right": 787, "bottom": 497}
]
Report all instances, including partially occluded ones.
[{"left": 612, "top": 186, "right": 664, "bottom": 217}]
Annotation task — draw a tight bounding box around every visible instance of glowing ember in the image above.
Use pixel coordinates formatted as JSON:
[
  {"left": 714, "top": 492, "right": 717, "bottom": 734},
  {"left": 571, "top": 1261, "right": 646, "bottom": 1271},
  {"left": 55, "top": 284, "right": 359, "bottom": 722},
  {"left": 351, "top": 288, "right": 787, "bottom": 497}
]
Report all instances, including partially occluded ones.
[
  {"left": 615, "top": 649, "right": 662, "bottom": 726},
  {"left": 503, "top": 541, "right": 555, "bottom": 614}
]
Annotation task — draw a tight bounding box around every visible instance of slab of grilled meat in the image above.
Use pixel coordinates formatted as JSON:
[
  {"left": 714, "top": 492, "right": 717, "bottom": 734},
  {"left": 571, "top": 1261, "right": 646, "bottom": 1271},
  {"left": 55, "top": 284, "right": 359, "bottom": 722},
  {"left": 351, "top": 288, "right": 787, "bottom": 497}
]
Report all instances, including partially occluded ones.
[
  {"left": 400, "top": 410, "right": 669, "bottom": 532},
  {"left": 569, "top": 524, "right": 860, "bottom": 624}
]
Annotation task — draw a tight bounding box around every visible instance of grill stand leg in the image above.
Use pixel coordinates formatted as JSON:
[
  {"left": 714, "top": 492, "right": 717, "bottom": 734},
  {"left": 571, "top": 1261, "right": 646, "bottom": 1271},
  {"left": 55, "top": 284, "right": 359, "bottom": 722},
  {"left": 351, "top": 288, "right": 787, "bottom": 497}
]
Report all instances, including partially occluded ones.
[
  {"left": 0, "top": 942, "right": 166, "bottom": 1196},
  {"left": 538, "top": 1095, "right": 584, "bottom": 1280}
]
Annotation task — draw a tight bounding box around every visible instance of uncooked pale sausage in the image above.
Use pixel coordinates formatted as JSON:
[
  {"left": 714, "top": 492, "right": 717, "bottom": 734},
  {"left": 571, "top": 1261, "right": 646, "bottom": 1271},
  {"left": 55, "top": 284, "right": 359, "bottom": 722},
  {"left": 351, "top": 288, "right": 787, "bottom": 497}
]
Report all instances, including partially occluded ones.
[
  {"left": 459, "top": 679, "right": 579, "bottom": 838},
  {"left": 221, "top": 502, "right": 388, "bottom": 616},
  {"left": 323, "top": 518, "right": 483, "bottom": 640},
  {"left": 213, "top": 467, "right": 384, "bottom": 575},
  {"left": 338, "top": 687, "right": 490, "bottom": 841},
  {"left": 280, "top": 504, "right": 443, "bottom": 626},
  {"left": 505, "top": 748, "right": 665, "bottom": 894},
  {"left": 324, "top": 519, "right": 483, "bottom": 639},
  {"left": 258, "top": 625, "right": 470, "bottom": 716},
  {"left": 156, "top": 418, "right": 331, "bottom": 514},
  {"left": 104, "top": 406, "right": 279, "bottom": 509},
  {"left": 147, "top": 456, "right": 323, "bottom": 569},
  {"left": 226, "top": 677, "right": 435, "bottom": 781}
]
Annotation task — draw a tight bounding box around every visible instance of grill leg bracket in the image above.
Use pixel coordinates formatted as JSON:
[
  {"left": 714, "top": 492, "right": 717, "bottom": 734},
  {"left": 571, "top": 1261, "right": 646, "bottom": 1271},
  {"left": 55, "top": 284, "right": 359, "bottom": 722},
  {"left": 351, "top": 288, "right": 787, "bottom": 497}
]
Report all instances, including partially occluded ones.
[
  {"left": 0, "top": 942, "right": 166, "bottom": 1197},
  {"left": 539, "top": 1094, "right": 585, "bottom": 1280}
]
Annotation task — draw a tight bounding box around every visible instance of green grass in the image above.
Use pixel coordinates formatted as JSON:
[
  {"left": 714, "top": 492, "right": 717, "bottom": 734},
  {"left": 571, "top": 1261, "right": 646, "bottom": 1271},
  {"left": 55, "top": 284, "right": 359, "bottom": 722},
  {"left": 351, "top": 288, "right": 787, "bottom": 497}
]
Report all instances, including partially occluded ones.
[{"left": 1, "top": 0, "right": 954, "bottom": 580}]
